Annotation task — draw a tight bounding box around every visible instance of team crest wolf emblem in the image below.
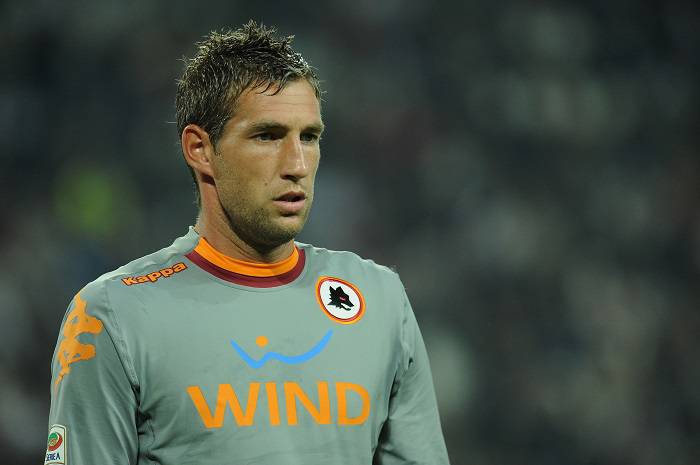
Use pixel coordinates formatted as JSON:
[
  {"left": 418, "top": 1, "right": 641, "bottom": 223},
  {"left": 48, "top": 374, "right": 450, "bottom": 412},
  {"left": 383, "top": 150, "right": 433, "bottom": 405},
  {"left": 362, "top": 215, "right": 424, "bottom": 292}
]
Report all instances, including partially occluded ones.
[
  {"left": 328, "top": 285, "right": 353, "bottom": 310},
  {"left": 316, "top": 276, "right": 365, "bottom": 324}
]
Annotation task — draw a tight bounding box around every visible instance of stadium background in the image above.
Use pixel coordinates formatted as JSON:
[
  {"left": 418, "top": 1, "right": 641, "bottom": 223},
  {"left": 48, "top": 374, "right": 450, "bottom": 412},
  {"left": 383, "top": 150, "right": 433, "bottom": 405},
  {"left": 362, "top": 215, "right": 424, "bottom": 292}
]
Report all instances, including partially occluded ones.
[{"left": 2, "top": 1, "right": 698, "bottom": 464}]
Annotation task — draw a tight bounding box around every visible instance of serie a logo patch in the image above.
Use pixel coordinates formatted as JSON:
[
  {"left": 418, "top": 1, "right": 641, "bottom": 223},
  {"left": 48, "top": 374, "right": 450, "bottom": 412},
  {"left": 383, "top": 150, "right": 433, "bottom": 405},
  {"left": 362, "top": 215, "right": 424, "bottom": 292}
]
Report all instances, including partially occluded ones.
[
  {"left": 316, "top": 276, "right": 365, "bottom": 324},
  {"left": 45, "top": 424, "right": 66, "bottom": 465}
]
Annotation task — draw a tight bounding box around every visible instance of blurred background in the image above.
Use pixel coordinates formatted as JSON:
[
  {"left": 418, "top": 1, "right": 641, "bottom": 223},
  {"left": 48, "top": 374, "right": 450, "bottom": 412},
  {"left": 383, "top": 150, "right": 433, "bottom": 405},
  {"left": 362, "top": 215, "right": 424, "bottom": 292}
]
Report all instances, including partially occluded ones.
[{"left": 1, "top": 0, "right": 699, "bottom": 464}]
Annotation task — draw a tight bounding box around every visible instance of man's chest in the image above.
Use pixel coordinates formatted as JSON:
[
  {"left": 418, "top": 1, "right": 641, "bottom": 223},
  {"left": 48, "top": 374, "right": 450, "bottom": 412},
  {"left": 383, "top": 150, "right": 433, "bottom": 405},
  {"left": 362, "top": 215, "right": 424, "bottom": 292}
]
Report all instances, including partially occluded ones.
[{"left": 119, "top": 281, "right": 400, "bottom": 441}]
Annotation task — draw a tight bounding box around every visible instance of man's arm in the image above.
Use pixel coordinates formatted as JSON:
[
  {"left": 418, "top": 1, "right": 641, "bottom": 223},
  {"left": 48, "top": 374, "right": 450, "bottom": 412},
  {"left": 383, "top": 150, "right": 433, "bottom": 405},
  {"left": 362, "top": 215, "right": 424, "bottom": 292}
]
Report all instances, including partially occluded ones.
[
  {"left": 374, "top": 284, "right": 450, "bottom": 465},
  {"left": 46, "top": 286, "right": 138, "bottom": 465}
]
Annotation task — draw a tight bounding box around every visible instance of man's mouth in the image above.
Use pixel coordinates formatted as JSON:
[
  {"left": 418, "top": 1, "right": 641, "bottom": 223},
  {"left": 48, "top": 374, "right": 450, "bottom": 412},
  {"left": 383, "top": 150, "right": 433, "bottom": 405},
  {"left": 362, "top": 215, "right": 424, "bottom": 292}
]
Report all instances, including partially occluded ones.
[
  {"left": 274, "top": 191, "right": 306, "bottom": 202},
  {"left": 273, "top": 191, "right": 307, "bottom": 214}
]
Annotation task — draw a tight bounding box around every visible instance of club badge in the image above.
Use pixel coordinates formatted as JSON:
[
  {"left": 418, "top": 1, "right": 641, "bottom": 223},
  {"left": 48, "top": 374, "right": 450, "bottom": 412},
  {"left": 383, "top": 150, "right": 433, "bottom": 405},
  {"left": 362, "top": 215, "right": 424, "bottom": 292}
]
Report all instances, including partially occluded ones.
[{"left": 316, "top": 276, "right": 365, "bottom": 324}]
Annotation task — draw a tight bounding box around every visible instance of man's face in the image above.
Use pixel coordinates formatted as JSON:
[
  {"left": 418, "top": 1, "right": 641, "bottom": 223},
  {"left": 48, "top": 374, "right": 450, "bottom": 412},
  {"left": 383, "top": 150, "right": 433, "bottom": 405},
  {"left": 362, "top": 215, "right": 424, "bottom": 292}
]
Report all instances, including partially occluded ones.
[{"left": 211, "top": 79, "right": 323, "bottom": 250}]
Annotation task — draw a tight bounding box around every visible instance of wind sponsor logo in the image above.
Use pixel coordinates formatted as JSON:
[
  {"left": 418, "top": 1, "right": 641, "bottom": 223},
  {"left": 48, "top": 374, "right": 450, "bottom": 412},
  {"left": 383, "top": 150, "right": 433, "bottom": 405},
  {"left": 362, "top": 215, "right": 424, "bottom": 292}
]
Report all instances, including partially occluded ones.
[
  {"left": 201, "top": 321, "right": 370, "bottom": 428},
  {"left": 230, "top": 330, "right": 332, "bottom": 369},
  {"left": 187, "top": 381, "right": 370, "bottom": 428},
  {"left": 121, "top": 262, "right": 187, "bottom": 286}
]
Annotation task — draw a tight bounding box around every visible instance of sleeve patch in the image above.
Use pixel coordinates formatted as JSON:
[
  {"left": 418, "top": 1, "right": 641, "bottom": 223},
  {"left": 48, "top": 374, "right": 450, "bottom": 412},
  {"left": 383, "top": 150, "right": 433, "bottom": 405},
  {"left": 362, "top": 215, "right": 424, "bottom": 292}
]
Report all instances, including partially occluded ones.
[{"left": 45, "top": 424, "right": 67, "bottom": 464}]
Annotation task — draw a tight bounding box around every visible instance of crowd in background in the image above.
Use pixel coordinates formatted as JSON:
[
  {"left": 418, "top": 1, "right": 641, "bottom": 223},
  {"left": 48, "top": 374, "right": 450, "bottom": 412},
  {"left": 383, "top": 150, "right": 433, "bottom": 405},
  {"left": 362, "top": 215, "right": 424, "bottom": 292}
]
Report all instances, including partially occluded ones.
[{"left": 1, "top": 1, "right": 698, "bottom": 464}]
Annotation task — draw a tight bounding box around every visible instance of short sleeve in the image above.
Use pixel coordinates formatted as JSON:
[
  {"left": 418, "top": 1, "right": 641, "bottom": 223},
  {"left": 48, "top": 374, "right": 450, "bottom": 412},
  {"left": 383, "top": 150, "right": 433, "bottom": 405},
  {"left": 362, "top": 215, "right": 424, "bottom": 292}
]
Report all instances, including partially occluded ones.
[
  {"left": 373, "top": 282, "right": 450, "bottom": 465},
  {"left": 45, "top": 283, "right": 138, "bottom": 465}
]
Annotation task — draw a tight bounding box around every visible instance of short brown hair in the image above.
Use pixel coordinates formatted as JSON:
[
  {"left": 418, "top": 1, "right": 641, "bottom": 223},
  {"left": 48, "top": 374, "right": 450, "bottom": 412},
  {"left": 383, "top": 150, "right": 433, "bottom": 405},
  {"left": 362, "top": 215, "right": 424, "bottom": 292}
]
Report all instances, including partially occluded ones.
[{"left": 175, "top": 21, "right": 322, "bottom": 204}]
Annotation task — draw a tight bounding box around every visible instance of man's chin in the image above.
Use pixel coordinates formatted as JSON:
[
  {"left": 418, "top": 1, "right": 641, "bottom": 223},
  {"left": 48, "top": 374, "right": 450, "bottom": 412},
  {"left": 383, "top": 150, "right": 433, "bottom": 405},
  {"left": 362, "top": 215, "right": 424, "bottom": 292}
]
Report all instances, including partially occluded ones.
[
  {"left": 271, "top": 216, "right": 306, "bottom": 239},
  {"left": 224, "top": 206, "right": 309, "bottom": 251},
  {"left": 245, "top": 217, "right": 305, "bottom": 250}
]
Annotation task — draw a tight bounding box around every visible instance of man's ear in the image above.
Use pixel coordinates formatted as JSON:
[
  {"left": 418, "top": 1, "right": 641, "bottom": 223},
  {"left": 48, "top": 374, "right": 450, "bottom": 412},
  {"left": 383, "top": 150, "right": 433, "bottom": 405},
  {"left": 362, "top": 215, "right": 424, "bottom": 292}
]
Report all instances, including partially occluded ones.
[{"left": 181, "top": 124, "right": 215, "bottom": 179}]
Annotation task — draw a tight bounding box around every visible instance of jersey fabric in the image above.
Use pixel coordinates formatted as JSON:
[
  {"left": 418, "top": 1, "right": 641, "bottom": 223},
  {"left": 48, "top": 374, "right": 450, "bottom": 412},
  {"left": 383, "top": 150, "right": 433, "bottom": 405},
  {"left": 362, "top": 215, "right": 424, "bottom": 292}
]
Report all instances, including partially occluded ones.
[{"left": 46, "top": 228, "right": 449, "bottom": 465}]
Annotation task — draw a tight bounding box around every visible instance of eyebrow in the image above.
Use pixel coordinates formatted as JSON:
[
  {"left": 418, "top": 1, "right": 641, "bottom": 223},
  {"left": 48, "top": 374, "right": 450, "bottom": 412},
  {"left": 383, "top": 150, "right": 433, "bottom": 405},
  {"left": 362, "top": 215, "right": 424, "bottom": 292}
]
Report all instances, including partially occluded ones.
[{"left": 248, "top": 120, "right": 325, "bottom": 134}]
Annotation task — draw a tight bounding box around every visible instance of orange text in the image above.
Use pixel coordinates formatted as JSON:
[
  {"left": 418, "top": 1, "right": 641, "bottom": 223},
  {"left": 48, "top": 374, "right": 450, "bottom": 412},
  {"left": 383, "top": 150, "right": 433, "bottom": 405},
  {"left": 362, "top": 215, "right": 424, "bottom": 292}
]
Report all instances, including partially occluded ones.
[
  {"left": 186, "top": 381, "right": 370, "bottom": 428},
  {"left": 121, "top": 262, "right": 187, "bottom": 286}
]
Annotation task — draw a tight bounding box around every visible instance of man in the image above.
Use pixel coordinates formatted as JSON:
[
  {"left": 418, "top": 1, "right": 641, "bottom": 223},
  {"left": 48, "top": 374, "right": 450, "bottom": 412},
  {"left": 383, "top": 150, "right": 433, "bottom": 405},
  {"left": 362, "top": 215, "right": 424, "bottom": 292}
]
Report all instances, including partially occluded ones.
[{"left": 46, "top": 21, "right": 449, "bottom": 465}]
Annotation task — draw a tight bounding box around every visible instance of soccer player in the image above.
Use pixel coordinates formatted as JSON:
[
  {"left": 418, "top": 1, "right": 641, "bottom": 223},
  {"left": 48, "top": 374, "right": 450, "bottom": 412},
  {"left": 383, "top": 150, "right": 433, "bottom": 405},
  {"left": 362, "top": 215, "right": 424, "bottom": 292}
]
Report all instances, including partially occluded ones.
[{"left": 45, "top": 21, "right": 450, "bottom": 465}]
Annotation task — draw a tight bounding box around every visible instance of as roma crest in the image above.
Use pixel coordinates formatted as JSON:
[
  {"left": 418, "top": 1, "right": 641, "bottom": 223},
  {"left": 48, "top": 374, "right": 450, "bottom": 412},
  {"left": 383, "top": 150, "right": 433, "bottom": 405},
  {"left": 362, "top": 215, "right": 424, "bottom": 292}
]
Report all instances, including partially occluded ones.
[{"left": 316, "top": 276, "right": 365, "bottom": 324}]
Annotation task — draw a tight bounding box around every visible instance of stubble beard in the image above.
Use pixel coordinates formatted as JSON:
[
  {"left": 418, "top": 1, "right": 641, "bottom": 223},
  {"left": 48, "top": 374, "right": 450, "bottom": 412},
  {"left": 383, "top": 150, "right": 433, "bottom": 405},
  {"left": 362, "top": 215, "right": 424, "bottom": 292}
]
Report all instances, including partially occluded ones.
[{"left": 222, "top": 197, "right": 312, "bottom": 254}]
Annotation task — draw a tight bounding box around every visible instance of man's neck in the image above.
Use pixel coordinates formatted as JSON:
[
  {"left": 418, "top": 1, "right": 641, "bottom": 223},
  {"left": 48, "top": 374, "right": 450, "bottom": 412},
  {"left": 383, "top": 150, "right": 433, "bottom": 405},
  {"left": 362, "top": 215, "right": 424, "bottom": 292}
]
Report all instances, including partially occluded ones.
[{"left": 194, "top": 212, "right": 295, "bottom": 264}]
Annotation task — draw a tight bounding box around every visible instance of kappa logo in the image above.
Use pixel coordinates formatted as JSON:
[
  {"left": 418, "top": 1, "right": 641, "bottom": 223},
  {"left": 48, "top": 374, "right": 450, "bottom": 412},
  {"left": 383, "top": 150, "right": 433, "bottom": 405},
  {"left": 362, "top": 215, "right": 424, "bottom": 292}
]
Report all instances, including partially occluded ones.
[
  {"left": 316, "top": 277, "right": 365, "bottom": 324},
  {"left": 121, "top": 262, "right": 187, "bottom": 286}
]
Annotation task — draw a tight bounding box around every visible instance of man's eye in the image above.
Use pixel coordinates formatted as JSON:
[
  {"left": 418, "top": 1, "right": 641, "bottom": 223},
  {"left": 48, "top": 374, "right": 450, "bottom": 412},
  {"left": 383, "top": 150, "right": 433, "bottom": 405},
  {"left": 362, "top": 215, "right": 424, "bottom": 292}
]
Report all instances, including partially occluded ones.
[
  {"left": 300, "top": 133, "right": 319, "bottom": 143},
  {"left": 255, "top": 133, "right": 273, "bottom": 141}
]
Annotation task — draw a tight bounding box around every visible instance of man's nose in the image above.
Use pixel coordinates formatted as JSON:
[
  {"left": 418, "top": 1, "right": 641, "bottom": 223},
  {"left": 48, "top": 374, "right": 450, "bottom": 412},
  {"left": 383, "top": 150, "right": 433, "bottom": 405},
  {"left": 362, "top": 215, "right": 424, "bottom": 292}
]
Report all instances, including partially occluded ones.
[{"left": 280, "top": 135, "right": 309, "bottom": 181}]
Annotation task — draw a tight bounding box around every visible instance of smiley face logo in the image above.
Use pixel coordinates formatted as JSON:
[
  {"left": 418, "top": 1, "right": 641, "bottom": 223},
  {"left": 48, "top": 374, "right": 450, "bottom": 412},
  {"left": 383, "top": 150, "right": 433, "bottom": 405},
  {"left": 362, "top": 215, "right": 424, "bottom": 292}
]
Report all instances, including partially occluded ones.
[
  {"left": 316, "top": 276, "right": 365, "bottom": 324},
  {"left": 230, "top": 331, "right": 333, "bottom": 369}
]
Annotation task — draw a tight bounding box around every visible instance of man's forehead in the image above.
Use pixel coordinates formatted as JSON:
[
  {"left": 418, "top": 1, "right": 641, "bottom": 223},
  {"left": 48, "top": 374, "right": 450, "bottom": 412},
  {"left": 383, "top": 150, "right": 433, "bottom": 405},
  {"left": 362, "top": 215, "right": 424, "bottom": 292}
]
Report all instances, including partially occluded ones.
[
  {"left": 232, "top": 80, "right": 322, "bottom": 126},
  {"left": 239, "top": 81, "right": 319, "bottom": 108}
]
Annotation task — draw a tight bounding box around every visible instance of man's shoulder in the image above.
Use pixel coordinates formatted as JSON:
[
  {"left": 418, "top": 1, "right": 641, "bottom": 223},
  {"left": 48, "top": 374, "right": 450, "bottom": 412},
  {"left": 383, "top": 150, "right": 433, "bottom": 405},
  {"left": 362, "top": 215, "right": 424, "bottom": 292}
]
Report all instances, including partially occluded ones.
[
  {"left": 79, "top": 228, "right": 198, "bottom": 301},
  {"left": 298, "top": 242, "right": 401, "bottom": 283}
]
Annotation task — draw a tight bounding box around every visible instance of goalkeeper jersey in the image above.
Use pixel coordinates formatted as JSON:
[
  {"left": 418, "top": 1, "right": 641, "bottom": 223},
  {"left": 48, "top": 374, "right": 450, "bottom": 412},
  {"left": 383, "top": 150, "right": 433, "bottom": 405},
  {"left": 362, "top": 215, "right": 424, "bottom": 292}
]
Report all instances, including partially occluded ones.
[{"left": 46, "top": 228, "right": 449, "bottom": 465}]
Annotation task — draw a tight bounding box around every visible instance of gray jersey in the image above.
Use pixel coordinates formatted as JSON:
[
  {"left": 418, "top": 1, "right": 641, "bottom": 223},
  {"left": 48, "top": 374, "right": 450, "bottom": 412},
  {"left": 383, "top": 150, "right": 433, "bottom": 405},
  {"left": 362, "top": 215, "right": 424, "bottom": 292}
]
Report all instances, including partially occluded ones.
[{"left": 46, "top": 228, "right": 450, "bottom": 465}]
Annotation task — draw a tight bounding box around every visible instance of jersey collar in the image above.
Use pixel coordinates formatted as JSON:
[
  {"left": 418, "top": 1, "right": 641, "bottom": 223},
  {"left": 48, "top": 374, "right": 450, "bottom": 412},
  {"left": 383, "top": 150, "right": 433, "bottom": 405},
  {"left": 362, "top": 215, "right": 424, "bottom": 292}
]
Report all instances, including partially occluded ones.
[{"left": 185, "top": 237, "right": 305, "bottom": 288}]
